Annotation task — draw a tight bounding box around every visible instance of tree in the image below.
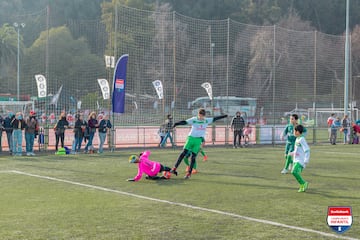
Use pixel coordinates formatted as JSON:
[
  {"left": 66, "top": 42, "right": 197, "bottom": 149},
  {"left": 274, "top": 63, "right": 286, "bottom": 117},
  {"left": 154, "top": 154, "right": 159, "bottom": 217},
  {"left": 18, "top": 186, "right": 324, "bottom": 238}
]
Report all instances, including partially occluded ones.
[
  {"left": 23, "top": 26, "right": 105, "bottom": 99},
  {"left": 246, "top": 10, "right": 315, "bottom": 110},
  {"left": 0, "top": 23, "right": 22, "bottom": 92}
]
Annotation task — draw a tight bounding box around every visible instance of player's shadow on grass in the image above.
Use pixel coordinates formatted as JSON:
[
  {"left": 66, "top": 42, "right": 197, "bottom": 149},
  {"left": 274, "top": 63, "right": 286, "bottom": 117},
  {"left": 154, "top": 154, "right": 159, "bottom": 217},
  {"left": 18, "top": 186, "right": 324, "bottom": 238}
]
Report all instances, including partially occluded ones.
[
  {"left": 200, "top": 170, "right": 273, "bottom": 181},
  {"left": 310, "top": 172, "right": 360, "bottom": 181},
  {"left": 142, "top": 177, "right": 187, "bottom": 186},
  {"left": 301, "top": 189, "right": 360, "bottom": 200}
]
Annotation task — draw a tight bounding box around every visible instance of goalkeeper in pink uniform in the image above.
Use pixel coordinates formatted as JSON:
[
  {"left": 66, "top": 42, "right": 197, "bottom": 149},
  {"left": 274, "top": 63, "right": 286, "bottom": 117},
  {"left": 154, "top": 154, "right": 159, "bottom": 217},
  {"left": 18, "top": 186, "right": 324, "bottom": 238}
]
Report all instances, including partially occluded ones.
[{"left": 127, "top": 150, "right": 174, "bottom": 182}]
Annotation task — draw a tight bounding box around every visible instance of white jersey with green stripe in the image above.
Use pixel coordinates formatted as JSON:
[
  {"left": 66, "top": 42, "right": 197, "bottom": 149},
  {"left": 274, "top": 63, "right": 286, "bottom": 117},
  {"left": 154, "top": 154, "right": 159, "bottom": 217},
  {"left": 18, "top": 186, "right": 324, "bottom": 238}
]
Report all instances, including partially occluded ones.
[
  {"left": 186, "top": 117, "right": 214, "bottom": 138},
  {"left": 293, "top": 136, "right": 310, "bottom": 167}
]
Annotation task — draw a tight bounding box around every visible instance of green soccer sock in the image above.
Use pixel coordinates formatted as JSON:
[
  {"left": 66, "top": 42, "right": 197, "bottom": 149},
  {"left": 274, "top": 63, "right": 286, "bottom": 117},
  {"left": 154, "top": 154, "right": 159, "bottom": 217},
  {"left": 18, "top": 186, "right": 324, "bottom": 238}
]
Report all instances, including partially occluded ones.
[
  {"left": 284, "top": 154, "right": 293, "bottom": 170},
  {"left": 291, "top": 163, "right": 305, "bottom": 185}
]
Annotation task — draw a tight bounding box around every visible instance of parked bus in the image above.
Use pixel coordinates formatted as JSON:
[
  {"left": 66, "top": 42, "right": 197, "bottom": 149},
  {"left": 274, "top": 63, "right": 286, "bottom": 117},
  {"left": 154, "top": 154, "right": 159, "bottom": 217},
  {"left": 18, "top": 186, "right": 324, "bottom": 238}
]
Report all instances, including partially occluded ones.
[{"left": 190, "top": 96, "right": 257, "bottom": 118}]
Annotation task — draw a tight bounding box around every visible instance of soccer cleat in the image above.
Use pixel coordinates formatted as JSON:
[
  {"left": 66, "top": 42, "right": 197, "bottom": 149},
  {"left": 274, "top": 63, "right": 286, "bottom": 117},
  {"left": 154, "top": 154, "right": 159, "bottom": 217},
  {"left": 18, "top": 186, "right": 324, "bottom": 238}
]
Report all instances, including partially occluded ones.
[
  {"left": 203, "top": 155, "right": 208, "bottom": 161},
  {"left": 191, "top": 169, "right": 198, "bottom": 174},
  {"left": 303, "top": 182, "right": 309, "bottom": 192},
  {"left": 298, "top": 185, "right": 304, "bottom": 192},
  {"left": 280, "top": 169, "right": 288, "bottom": 174},
  {"left": 185, "top": 166, "right": 190, "bottom": 173},
  {"left": 170, "top": 168, "right": 178, "bottom": 176},
  {"left": 184, "top": 173, "right": 191, "bottom": 179}
]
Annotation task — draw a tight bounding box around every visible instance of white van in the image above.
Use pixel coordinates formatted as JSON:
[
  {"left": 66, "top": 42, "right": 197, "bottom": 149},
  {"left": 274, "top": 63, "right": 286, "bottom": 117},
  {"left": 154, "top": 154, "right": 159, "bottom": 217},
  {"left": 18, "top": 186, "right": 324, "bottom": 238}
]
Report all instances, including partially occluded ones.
[{"left": 190, "top": 96, "right": 257, "bottom": 117}]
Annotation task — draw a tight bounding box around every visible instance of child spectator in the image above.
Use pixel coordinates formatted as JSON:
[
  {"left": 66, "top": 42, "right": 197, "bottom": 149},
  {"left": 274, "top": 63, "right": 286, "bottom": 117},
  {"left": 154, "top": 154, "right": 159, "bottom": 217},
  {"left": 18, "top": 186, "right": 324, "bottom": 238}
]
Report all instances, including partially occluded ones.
[
  {"left": 352, "top": 122, "right": 360, "bottom": 144},
  {"left": 243, "top": 122, "right": 252, "bottom": 146}
]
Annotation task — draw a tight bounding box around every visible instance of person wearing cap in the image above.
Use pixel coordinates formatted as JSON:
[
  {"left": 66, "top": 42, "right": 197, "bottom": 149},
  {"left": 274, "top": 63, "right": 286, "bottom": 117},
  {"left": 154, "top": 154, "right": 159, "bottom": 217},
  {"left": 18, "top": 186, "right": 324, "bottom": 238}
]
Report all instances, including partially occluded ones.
[
  {"left": 97, "top": 114, "right": 112, "bottom": 153},
  {"left": 11, "top": 112, "right": 26, "bottom": 156},
  {"left": 25, "top": 110, "right": 38, "bottom": 156},
  {"left": 126, "top": 150, "right": 174, "bottom": 182},
  {"left": 3, "top": 112, "right": 15, "bottom": 154}
]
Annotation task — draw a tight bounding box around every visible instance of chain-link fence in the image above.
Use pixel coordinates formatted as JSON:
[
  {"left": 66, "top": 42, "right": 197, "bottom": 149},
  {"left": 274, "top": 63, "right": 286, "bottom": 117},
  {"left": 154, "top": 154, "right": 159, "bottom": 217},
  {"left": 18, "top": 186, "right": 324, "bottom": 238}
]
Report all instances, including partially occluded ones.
[{"left": 2, "top": 4, "right": 350, "bottom": 129}]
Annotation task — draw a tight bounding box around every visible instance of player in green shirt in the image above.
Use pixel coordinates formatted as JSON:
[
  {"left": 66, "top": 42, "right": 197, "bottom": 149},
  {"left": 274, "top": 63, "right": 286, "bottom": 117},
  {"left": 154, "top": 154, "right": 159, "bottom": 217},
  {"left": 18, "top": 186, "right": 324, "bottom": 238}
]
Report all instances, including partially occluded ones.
[{"left": 280, "top": 114, "right": 307, "bottom": 174}]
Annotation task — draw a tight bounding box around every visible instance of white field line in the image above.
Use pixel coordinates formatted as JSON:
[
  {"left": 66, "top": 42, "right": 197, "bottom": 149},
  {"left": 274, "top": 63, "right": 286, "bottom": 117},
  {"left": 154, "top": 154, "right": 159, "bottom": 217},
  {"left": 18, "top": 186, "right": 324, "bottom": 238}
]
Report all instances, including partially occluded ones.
[{"left": 1, "top": 170, "right": 358, "bottom": 240}]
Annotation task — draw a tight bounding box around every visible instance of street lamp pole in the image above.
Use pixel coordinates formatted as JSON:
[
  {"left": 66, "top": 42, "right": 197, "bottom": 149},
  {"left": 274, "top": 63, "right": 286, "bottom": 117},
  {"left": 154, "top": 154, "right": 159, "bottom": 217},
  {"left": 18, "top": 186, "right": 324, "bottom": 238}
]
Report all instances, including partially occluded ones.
[
  {"left": 14, "top": 22, "right": 25, "bottom": 101},
  {"left": 211, "top": 42, "right": 215, "bottom": 144}
]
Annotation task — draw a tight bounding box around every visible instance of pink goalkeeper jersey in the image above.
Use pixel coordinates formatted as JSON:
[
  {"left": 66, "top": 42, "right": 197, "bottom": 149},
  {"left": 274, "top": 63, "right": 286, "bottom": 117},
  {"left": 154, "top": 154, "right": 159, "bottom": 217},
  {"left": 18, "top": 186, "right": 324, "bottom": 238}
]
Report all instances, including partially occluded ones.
[{"left": 133, "top": 151, "right": 161, "bottom": 181}]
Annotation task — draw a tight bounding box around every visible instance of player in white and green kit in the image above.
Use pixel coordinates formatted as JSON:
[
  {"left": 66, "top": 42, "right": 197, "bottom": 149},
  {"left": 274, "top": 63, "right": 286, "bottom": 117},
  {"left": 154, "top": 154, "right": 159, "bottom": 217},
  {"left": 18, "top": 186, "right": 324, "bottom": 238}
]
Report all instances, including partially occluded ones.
[
  {"left": 291, "top": 124, "right": 310, "bottom": 192},
  {"left": 171, "top": 108, "right": 227, "bottom": 179}
]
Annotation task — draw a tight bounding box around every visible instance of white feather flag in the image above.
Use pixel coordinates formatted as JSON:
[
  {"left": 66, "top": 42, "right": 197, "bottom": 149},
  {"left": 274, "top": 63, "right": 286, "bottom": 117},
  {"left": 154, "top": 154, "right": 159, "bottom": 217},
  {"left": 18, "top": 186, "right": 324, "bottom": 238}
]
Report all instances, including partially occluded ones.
[
  {"left": 152, "top": 80, "right": 164, "bottom": 99},
  {"left": 201, "top": 82, "right": 213, "bottom": 100},
  {"left": 34, "top": 74, "right": 47, "bottom": 98},
  {"left": 50, "top": 85, "right": 63, "bottom": 107},
  {"left": 97, "top": 79, "right": 110, "bottom": 100}
]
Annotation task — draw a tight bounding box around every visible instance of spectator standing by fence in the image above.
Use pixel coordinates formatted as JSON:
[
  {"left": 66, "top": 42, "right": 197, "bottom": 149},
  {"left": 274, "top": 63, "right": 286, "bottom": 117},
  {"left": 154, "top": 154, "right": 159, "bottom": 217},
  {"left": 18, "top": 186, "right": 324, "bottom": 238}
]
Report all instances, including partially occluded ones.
[
  {"left": 341, "top": 115, "right": 351, "bottom": 144},
  {"left": 230, "top": 111, "right": 245, "bottom": 148},
  {"left": 327, "top": 113, "right": 336, "bottom": 140},
  {"left": 11, "top": 112, "right": 26, "bottom": 156},
  {"left": 54, "top": 112, "right": 69, "bottom": 151},
  {"left": 84, "top": 112, "right": 98, "bottom": 153},
  {"left": 97, "top": 114, "right": 112, "bottom": 153},
  {"left": 160, "top": 114, "right": 174, "bottom": 147},
  {"left": 330, "top": 117, "right": 341, "bottom": 145},
  {"left": 25, "top": 110, "right": 38, "bottom": 156},
  {"left": 71, "top": 114, "right": 87, "bottom": 154},
  {"left": 3, "top": 112, "right": 15, "bottom": 154}
]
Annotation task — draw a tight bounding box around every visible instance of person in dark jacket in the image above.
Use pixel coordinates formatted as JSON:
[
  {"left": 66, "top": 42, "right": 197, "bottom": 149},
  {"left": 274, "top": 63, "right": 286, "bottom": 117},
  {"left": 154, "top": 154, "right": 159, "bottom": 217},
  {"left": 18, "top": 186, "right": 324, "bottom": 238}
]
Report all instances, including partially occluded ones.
[
  {"left": 84, "top": 111, "right": 99, "bottom": 153},
  {"left": 71, "top": 114, "right": 87, "bottom": 154},
  {"left": 97, "top": 114, "right": 112, "bottom": 153},
  {"left": 54, "top": 112, "right": 69, "bottom": 151},
  {"left": 25, "top": 110, "right": 38, "bottom": 156},
  {"left": 230, "top": 111, "right": 245, "bottom": 148},
  {"left": 3, "top": 112, "right": 15, "bottom": 154},
  {"left": 160, "top": 114, "right": 174, "bottom": 147},
  {"left": 11, "top": 112, "right": 26, "bottom": 156}
]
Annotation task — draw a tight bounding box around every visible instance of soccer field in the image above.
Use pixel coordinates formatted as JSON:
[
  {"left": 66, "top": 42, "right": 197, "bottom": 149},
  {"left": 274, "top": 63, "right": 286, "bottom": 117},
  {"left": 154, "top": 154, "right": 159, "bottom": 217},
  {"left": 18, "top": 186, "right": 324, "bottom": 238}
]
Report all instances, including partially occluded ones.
[{"left": 0, "top": 145, "right": 359, "bottom": 240}]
